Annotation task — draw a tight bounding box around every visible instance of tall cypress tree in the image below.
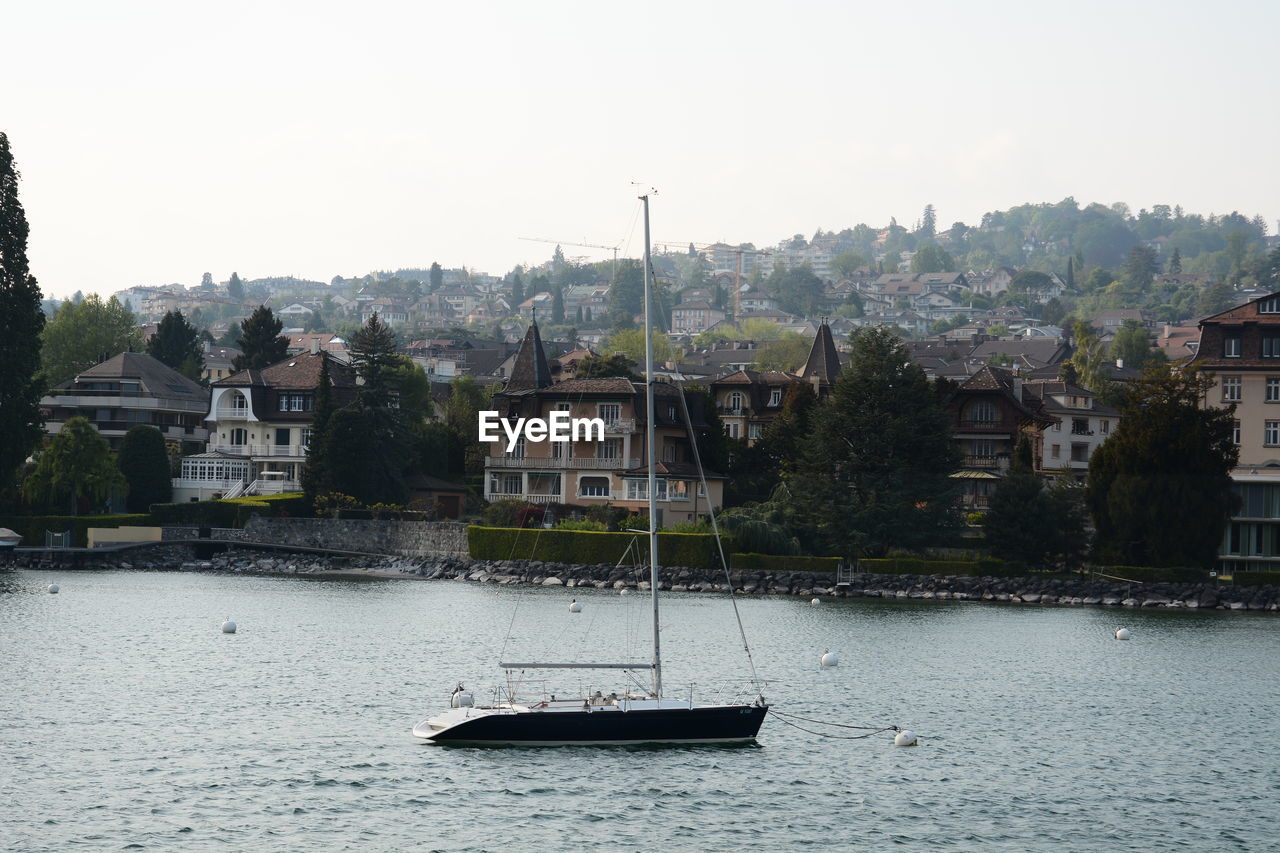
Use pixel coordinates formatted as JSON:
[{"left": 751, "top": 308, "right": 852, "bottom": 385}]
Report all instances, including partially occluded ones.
[
  {"left": 302, "top": 353, "right": 334, "bottom": 505},
  {"left": 147, "top": 310, "right": 204, "bottom": 381},
  {"left": 0, "top": 132, "right": 46, "bottom": 497},
  {"left": 233, "top": 305, "right": 289, "bottom": 371}
]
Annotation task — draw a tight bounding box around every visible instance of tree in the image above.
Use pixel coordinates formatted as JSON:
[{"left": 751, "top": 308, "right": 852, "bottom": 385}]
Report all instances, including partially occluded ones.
[
  {"left": 602, "top": 328, "right": 675, "bottom": 364},
  {"left": 429, "top": 262, "right": 444, "bottom": 290},
  {"left": 0, "top": 131, "right": 46, "bottom": 497},
  {"left": 200, "top": 272, "right": 214, "bottom": 289},
  {"left": 232, "top": 305, "right": 289, "bottom": 371},
  {"left": 552, "top": 287, "right": 565, "bottom": 323},
  {"left": 768, "top": 264, "right": 824, "bottom": 316},
  {"left": 23, "top": 416, "right": 124, "bottom": 514},
  {"left": 1168, "top": 247, "right": 1182, "bottom": 274},
  {"left": 227, "top": 272, "right": 244, "bottom": 301},
  {"left": 1086, "top": 365, "right": 1237, "bottom": 567},
  {"left": 147, "top": 310, "right": 204, "bottom": 381},
  {"left": 343, "top": 314, "right": 408, "bottom": 503},
  {"left": 1008, "top": 270, "right": 1054, "bottom": 301},
  {"left": 1070, "top": 320, "right": 1113, "bottom": 394},
  {"left": 575, "top": 353, "right": 640, "bottom": 380},
  {"left": 1066, "top": 256, "right": 1075, "bottom": 290},
  {"left": 511, "top": 273, "right": 525, "bottom": 306},
  {"left": 909, "top": 244, "right": 954, "bottom": 274},
  {"left": 982, "top": 435, "right": 1086, "bottom": 568},
  {"left": 1041, "top": 297, "right": 1067, "bottom": 327},
  {"left": 919, "top": 204, "right": 937, "bottom": 238},
  {"left": 442, "top": 374, "right": 491, "bottom": 474},
  {"left": 830, "top": 251, "right": 867, "bottom": 278},
  {"left": 1110, "top": 319, "right": 1155, "bottom": 369},
  {"left": 608, "top": 259, "right": 645, "bottom": 326},
  {"left": 302, "top": 352, "right": 335, "bottom": 503},
  {"left": 41, "top": 295, "right": 143, "bottom": 387},
  {"left": 754, "top": 332, "right": 811, "bottom": 371},
  {"left": 787, "top": 327, "right": 959, "bottom": 556},
  {"left": 118, "top": 425, "right": 172, "bottom": 512},
  {"left": 1120, "top": 245, "right": 1159, "bottom": 293},
  {"left": 1195, "top": 279, "right": 1233, "bottom": 317}
]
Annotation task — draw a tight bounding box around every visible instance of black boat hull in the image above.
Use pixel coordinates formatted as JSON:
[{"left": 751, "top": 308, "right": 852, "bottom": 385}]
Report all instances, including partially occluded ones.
[{"left": 428, "top": 704, "right": 769, "bottom": 746}]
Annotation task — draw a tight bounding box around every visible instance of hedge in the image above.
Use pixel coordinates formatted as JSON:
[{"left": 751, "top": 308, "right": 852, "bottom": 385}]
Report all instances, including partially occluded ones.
[
  {"left": 1232, "top": 571, "right": 1280, "bottom": 587},
  {"left": 0, "top": 514, "right": 152, "bottom": 548},
  {"left": 467, "top": 526, "right": 723, "bottom": 569},
  {"left": 859, "top": 556, "right": 1022, "bottom": 578},
  {"left": 1092, "top": 565, "right": 1210, "bottom": 584},
  {"left": 731, "top": 553, "right": 842, "bottom": 573}
]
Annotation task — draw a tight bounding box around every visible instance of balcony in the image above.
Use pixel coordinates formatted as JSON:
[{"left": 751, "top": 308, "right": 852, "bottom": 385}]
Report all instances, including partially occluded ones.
[
  {"left": 603, "top": 419, "right": 635, "bottom": 434},
  {"left": 208, "top": 444, "right": 309, "bottom": 458},
  {"left": 487, "top": 456, "right": 639, "bottom": 470},
  {"left": 215, "top": 406, "right": 252, "bottom": 420},
  {"left": 962, "top": 454, "right": 1010, "bottom": 470}
]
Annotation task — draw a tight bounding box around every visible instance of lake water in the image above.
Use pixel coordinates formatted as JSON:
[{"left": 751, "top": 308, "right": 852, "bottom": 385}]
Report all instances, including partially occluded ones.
[{"left": 2, "top": 568, "right": 1279, "bottom": 852}]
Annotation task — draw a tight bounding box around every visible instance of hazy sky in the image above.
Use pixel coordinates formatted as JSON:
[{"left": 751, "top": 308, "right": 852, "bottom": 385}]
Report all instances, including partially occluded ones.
[{"left": 5, "top": 0, "right": 1277, "bottom": 299}]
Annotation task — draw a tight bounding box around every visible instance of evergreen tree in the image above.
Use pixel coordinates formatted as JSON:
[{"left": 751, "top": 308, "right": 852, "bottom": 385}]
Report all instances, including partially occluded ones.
[
  {"left": 429, "top": 262, "right": 443, "bottom": 290},
  {"left": 302, "top": 352, "right": 334, "bottom": 504},
  {"left": 1168, "top": 247, "right": 1182, "bottom": 274},
  {"left": 147, "top": 310, "right": 204, "bottom": 381},
  {"left": 227, "top": 272, "right": 244, "bottom": 301},
  {"left": 200, "top": 272, "right": 214, "bottom": 289},
  {"left": 0, "top": 132, "right": 46, "bottom": 497},
  {"left": 346, "top": 314, "right": 408, "bottom": 503},
  {"left": 511, "top": 273, "right": 525, "bottom": 305},
  {"left": 232, "top": 305, "right": 289, "bottom": 371},
  {"left": 919, "top": 204, "right": 937, "bottom": 238},
  {"left": 23, "top": 416, "right": 124, "bottom": 514},
  {"left": 982, "top": 435, "right": 1086, "bottom": 568},
  {"left": 786, "top": 327, "right": 959, "bottom": 556},
  {"left": 575, "top": 353, "right": 640, "bottom": 380},
  {"left": 1066, "top": 256, "right": 1075, "bottom": 290},
  {"left": 118, "top": 425, "right": 172, "bottom": 512},
  {"left": 552, "top": 287, "right": 565, "bottom": 323},
  {"left": 575, "top": 305, "right": 584, "bottom": 324},
  {"left": 1086, "top": 365, "right": 1237, "bottom": 567}
]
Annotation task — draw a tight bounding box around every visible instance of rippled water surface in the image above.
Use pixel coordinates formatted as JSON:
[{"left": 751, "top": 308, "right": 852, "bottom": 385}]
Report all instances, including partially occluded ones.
[{"left": 3, "top": 568, "right": 1279, "bottom": 852}]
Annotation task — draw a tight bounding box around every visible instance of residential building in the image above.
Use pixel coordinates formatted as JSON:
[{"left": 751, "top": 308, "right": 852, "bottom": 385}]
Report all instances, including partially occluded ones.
[
  {"left": 946, "top": 366, "right": 1054, "bottom": 510},
  {"left": 40, "top": 352, "right": 210, "bottom": 452},
  {"left": 671, "top": 301, "right": 726, "bottom": 335},
  {"left": 172, "top": 349, "right": 357, "bottom": 501},
  {"left": 1193, "top": 291, "right": 1280, "bottom": 572},
  {"left": 482, "top": 321, "right": 725, "bottom": 525},
  {"left": 1023, "top": 381, "right": 1120, "bottom": 479},
  {"left": 710, "top": 370, "right": 798, "bottom": 443}
]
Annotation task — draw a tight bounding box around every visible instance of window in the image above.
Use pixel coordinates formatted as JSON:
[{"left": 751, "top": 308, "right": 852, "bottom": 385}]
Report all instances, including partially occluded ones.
[
  {"left": 668, "top": 405, "right": 677, "bottom": 421},
  {"left": 554, "top": 402, "right": 571, "bottom": 413},
  {"left": 966, "top": 401, "right": 997, "bottom": 424},
  {"left": 972, "top": 439, "right": 996, "bottom": 458},
  {"left": 1233, "top": 420, "right": 1241, "bottom": 445},
  {"left": 1051, "top": 444, "right": 1060, "bottom": 459},
  {"left": 508, "top": 436, "right": 526, "bottom": 458},
  {"left": 729, "top": 392, "right": 744, "bottom": 411},
  {"left": 301, "top": 428, "right": 315, "bottom": 448},
  {"left": 1071, "top": 418, "right": 1090, "bottom": 435},
  {"left": 748, "top": 423, "right": 763, "bottom": 440},
  {"left": 625, "top": 479, "right": 648, "bottom": 501},
  {"left": 1266, "top": 421, "right": 1280, "bottom": 446},
  {"left": 1070, "top": 443, "right": 1088, "bottom": 463},
  {"left": 278, "top": 394, "right": 313, "bottom": 412},
  {"left": 275, "top": 428, "right": 290, "bottom": 446},
  {"left": 598, "top": 403, "right": 621, "bottom": 425},
  {"left": 1222, "top": 376, "right": 1242, "bottom": 402},
  {"left": 1260, "top": 297, "right": 1280, "bottom": 314},
  {"left": 668, "top": 480, "right": 690, "bottom": 501},
  {"left": 598, "top": 438, "right": 621, "bottom": 460},
  {"left": 1053, "top": 421, "right": 1061, "bottom": 431},
  {"left": 1100, "top": 420, "right": 1109, "bottom": 435},
  {"left": 579, "top": 477, "right": 609, "bottom": 497},
  {"left": 1224, "top": 336, "right": 1241, "bottom": 358},
  {"left": 769, "top": 388, "right": 782, "bottom": 406},
  {"left": 552, "top": 439, "right": 573, "bottom": 459},
  {"left": 727, "top": 422, "right": 739, "bottom": 439},
  {"left": 1267, "top": 337, "right": 1280, "bottom": 359},
  {"left": 230, "top": 428, "right": 248, "bottom": 446},
  {"left": 490, "top": 473, "right": 522, "bottom": 495}
]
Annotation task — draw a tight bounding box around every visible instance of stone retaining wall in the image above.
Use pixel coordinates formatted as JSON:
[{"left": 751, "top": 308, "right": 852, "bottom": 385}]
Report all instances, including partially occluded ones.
[{"left": 162, "top": 518, "right": 469, "bottom": 557}]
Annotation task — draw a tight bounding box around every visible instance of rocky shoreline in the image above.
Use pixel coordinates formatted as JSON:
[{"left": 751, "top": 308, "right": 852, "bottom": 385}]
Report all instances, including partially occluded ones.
[{"left": 4, "top": 544, "right": 1278, "bottom": 612}]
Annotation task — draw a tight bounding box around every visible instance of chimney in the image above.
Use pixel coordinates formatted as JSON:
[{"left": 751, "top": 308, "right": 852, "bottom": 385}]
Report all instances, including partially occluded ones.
[
  {"left": 1115, "top": 358, "right": 1124, "bottom": 369},
  {"left": 310, "top": 337, "right": 320, "bottom": 355}
]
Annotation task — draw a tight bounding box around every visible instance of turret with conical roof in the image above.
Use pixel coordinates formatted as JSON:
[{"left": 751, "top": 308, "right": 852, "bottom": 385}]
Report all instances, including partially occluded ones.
[
  {"left": 505, "top": 318, "right": 552, "bottom": 391},
  {"left": 797, "top": 319, "right": 842, "bottom": 392}
]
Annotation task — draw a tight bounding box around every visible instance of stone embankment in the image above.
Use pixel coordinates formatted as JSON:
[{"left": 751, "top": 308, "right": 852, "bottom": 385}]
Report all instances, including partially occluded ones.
[{"left": 5, "top": 545, "right": 1279, "bottom": 612}]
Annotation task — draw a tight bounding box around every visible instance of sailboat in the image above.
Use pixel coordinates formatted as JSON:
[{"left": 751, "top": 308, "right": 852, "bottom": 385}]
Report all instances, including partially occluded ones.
[{"left": 412, "top": 193, "right": 768, "bottom": 746}]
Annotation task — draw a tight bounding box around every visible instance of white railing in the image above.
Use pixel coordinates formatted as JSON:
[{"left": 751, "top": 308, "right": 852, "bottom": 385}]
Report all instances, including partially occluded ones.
[
  {"left": 208, "top": 444, "right": 308, "bottom": 458},
  {"left": 171, "top": 477, "right": 244, "bottom": 491},
  {"left": 215, "top": 407, "right": 251, "bottom": 420},
  {"left": 245, "top": 478, "right": 301, "bottom": 495},
  {"left": 222, "top": 479, "right": 249, "bottom": 499},
  {"left": 487, "top": 456, "right": 639, "bottom": 470},
  {"left": 603, "top": 419, "right": 636, "bottom": 433}
]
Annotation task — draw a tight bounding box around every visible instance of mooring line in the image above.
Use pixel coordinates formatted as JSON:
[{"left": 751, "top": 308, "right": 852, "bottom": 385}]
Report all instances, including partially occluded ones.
[{"left": 768, "top": 708, "right": 900, "bottom": 739}]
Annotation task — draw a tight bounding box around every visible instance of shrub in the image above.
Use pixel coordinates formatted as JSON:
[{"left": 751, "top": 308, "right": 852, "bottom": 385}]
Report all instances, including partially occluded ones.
[
  {"left": 467, "top": 526, "right": 723, "bottom": 569},
  {"left": 482, "top": 499, "right": 533, "bottom": 528},
  {"left": 730, "top": 553, "right": 841, "bottom": 573},
  {"left": 555, "top": 519, "right": 607, "bottom": 532},
  {"left": 1232, "top": 571, "right": 1280, "bottom": 587},
  {"left": 0, "top": 514, "right": 152, "bottom": 548}
]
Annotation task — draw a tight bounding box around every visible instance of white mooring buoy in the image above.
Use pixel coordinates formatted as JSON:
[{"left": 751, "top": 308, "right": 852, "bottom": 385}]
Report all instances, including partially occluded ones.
[
  {"left": 619, "top": 588, "right": 631, "bottom": 596},
  {"left": 820, "top": 651, "right": 839, "bottom": 667},
  {"left": 894, "top": 730, "right": 918, "bottom": 747},
  {"left": 1115, "top": 627, "right": 1132, "bottom": 641},
  {"left": 810, "top": 598, "right": 820, "bottom": 605},
  {"left": 47, "top": 583, "right": 60, "bottom": 594},
  {"left": 568, "top": 599, "right": 582, "bottom": 613},
  {"left": 221, "top": 619, "right": 237, "bottom": 634}
]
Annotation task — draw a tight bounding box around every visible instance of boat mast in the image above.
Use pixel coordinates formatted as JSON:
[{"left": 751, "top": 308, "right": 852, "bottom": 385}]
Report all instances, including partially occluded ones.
[{"left": 640, "top": 190, "right": 662, "bottom": 699}]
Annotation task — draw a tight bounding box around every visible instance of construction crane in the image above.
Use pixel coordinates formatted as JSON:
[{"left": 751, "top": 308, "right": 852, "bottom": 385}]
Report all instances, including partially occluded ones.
[
  {"left": 652, "top": 241, "right": 772, "bottom": 322},
  {"left": 519, "top": 236, "right": 622, "bottom": 282}
]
